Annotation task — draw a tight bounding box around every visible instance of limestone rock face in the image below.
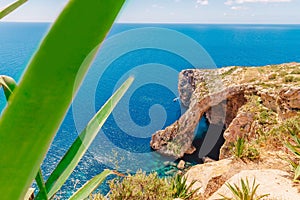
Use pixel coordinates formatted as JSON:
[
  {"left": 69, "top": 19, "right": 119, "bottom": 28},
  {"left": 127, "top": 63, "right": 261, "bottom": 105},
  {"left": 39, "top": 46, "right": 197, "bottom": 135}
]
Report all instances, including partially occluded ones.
[
  {"left": 223, "top": 112, "right": 254, "bottom": 142},
  {"left": 150, "top": 63, "right": 300, "bottom": 158},
  {"left": 277, "top": 86, "right": 300, "bottom": 120},
  {"left": 184, "top": 159, "right": 232, "bottom": 195},
  {"left": 279, "top": 87, "right": 300, "bottom": 109}
]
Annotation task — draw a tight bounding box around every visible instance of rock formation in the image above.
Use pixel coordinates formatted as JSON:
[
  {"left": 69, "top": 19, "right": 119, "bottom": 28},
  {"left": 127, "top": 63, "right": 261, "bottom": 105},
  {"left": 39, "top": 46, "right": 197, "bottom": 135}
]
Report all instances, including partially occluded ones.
[{"left": 150, "top": 62, "right": 300, "bottom": 158}]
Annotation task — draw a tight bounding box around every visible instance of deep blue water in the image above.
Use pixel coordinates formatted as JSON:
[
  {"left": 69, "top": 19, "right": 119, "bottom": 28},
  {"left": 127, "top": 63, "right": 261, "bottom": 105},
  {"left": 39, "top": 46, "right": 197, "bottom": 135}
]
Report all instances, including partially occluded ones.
[{"left": 1, "top": 22, "right": 300, "bottom": 198}]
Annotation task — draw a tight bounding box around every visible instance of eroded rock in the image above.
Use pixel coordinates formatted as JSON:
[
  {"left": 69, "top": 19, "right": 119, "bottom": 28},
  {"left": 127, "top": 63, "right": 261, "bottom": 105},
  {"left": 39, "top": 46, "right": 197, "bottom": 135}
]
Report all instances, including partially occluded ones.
[
  {"left": 150, "top": 63, "right": 300, "bottom": 158},
  {"left": 184, "top": 159, "right": 233, "bottom": 195}
]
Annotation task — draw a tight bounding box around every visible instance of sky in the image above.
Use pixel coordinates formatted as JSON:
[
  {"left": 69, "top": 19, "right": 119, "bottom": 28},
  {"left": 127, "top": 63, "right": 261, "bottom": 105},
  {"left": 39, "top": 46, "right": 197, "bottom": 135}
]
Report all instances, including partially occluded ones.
[{"left": 0, "top": 0, "right": 299, "bottom": 24}]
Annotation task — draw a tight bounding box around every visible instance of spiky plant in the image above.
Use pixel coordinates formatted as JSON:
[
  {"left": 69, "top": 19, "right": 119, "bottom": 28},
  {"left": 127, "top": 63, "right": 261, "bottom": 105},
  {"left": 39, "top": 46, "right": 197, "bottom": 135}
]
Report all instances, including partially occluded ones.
[
  {"left": 218, "top": 177, "right": 269, "bottom": 200},
  {"left": 171, "top": 174, "right": 200, "bottom": 200}
]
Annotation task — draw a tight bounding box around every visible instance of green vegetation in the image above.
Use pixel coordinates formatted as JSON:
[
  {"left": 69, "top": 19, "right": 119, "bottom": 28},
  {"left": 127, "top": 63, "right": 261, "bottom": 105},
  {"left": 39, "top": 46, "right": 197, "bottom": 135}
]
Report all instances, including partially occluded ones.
[
  {"left": 230, "top": 138, "right": 260, "bottom": 161},
  {"left": 284, "top": 120, "right": 300, "bottom": 181},
  {"left": 218, "top": 178, "right": 269, "bottom": 200},
  {"left": 69, "top": 170, "right": 113, "bottom": 200},
  {"left": 244, "top": 146, "right": 260, "bottom": 161},
  {"left": 36, "top": 77, "right": 133, "bottom": 199},
  {"left": 103, "top": 171, "right": 200, "bottom": 200},
  {"left": 166, "top": 138, "right": 183, "bottom": 156},
  {"left": 237, "top": 95, "right": 280, "bottom": 151},
  {"left": 2, "top": 63, "right": 133, "bottom": 200},
  {"left": 291, "top": 69, "right": 300, "bottom": 74},
  {"left": 108, "top": 171, "right": 173, "bottom": 200},
  {"left": 278, "top": 71, "right": 288, "bottom": 77},
  {"left": 256, "top": 109, "right": 277, "bottom": 125},
  {"left": 286, "top": 136, "right": 300, "bottom": 181},
  {"left": 171, "top": 173, "right": 200, "bottom": 199},
  {"left": 258, "top": 82, "right": 276, "bottom": 89},
  {"left": 263, "top": 115, "right": 300, "bottom": 149},
  {"left": 89, "top": 193, "right": 106, "bottom": 200},
  {"left": 0, "top": 0, "right": 127, "bottom": 199},
  {"left": 284, "top": 75, "right": 296, "bottom": 83},
  {"left": 232, "top": 138, "right": 245, "bottom": 159},
  {"left": 0, "top": 75, "right": 17, "bottom": 100},
  {"left": 0, "top": 0, "right": 27, "bottom": 20},
  {"left": 221, "top": 66, "right": 239, "bottom": 78}
]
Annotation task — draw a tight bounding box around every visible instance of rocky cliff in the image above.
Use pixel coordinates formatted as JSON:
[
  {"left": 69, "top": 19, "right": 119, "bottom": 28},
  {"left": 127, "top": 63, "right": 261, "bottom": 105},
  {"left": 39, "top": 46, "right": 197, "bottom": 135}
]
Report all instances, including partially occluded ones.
[{"left": 150, "top": 62, "right": 300, "bottom": 159}]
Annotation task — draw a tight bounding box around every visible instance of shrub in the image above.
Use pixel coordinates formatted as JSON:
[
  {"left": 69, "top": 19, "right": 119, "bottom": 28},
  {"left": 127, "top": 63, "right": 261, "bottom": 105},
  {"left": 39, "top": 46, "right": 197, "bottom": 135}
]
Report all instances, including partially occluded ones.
[
  {"left": 103, "top": 171, "right": 200, "bottom": 200},
  {"left": 244, "top": 146, "right": 260, "bottom": 161},
  {"left": 89, "top": 193, "right": 106, "bottom": 200},
  {"left": 284, "top": 75, "right": 295, "bottom": 83},
  {"left": 256, "top": 110, "right": 276, "bottom": 125},
  {"left": 107, "top": 171, "right": 172, "bottom": 200},
  {"left": 279, "top": 71, "right": 287, "bottom": 77},
  {"left": 291, "top": 69, "right": 300, "bottom": 74}
]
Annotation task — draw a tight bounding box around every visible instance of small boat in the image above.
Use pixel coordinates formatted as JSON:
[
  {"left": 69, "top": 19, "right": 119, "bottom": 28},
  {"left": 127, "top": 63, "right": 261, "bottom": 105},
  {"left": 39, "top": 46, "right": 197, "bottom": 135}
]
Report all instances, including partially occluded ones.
[{"left": 173, "top": 97, "right": 180, "bottom": 102}]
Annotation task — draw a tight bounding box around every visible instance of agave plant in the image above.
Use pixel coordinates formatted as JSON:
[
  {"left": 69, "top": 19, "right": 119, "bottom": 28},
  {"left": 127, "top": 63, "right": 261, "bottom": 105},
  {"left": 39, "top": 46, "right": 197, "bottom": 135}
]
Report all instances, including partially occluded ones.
[
  {"left": 0, "top": 0, "right": 127, "bottom": 199},
  {"left": 171, "top": 174, "right": 200, "bottom": 199},
  {"left": 1, "top": 74, "right": 133, "bottom": 200},
  {"left": 0, "top": 0, "right": 27, "bottom": 20},
  {"left": 233, "top": 137, "right": 245, "bottom": 159},
  {"left": 218, "top": 177, "right": 269, "bottom": 200},
  {"left": 0, "top": 75, "right": 17, "bottom": 100},
  {"left": 285, "top": 134, "right": 300, "bottom": 181}
]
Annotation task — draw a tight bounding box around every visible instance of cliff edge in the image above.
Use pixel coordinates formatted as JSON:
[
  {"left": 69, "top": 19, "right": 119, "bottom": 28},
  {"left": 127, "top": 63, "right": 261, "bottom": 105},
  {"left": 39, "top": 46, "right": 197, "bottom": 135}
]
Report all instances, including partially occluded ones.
[{"left": 150, "top": 62, "right": 300, "bottom": 159}]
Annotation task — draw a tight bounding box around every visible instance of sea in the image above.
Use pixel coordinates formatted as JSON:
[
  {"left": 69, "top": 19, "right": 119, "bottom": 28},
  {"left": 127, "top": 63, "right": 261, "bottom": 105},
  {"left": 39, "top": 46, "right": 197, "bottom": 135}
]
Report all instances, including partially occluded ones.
[{"left": 1, "top": 22, "right": 300, "bottom": 198}]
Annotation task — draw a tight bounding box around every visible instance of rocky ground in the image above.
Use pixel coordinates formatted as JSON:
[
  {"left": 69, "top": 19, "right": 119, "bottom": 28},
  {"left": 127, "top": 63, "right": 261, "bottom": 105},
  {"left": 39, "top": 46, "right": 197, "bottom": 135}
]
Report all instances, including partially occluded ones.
[{"left": 151, "top": 62, "right": 300, "bottom": 199}]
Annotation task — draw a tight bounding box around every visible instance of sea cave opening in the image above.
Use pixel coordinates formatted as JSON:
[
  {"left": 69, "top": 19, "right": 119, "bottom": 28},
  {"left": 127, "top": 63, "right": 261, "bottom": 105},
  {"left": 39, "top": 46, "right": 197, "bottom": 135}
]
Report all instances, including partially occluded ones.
[
  {"left": 180, "top": 94, "right": 247, "bottom": 165},
  {"left": 181, "top": 115, "right": 226, "bottom": 164}
]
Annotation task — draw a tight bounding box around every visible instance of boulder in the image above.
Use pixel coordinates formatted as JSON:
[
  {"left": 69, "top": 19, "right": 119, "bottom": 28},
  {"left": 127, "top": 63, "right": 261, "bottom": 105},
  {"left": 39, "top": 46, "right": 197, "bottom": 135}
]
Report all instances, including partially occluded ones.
[{"left": 177, "top": 160, "right": 185, "bottom": 170}]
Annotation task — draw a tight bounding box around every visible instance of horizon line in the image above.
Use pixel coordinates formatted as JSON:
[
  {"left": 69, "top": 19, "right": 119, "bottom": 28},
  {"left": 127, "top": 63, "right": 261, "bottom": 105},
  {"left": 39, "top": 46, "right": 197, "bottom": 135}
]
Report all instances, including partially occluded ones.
[{"left": 1, "top": 21, "right": 300, "bottom": 25}]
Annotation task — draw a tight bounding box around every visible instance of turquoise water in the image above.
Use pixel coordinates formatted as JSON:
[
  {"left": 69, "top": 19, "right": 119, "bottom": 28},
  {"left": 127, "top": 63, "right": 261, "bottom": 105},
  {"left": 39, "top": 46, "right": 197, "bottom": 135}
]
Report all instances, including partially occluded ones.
[{"left": 1, "top": 23, "right": 300, "bottom": 198}]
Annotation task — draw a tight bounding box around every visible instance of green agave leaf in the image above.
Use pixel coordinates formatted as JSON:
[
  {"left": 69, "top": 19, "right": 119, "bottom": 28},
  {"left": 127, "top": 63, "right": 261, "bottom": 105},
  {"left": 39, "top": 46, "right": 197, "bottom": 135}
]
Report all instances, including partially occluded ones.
[
  {"left": 68, "top": 169, "right": 112, "bottom": 200},
  {"left": 292, "top": 134, "right": 300, "bottom": 147},
  {"left": 286, "top": 141, "right": 300, "bottom": 157},
  {"left": 240, "top": 178, "right": 247, "bottom": 195},
  {"left": 0, "top": 0, "right": 27, "bottom": 20},
  {"left": 41, "top": 77, "right": 133, "bottom": 199},
  {"left": 232, "top": 183, "right": 242, "bottom": 198},
  {"left": 250, "top": 179, "right": 258, "bottom": 199},
  {"left": 294, "top": 164, "right": 300, "bottom": 181},
  {"left": 287, "top": 158, "right": 298, "bottom": 171},
  {"left": 257, "top": 194, "right": 270, "bottom": 199},
  {"left": 35, "top": 169, "right": 48, "bottom": 200},
  {"left": 226, "top": 183, "right": 239, "bottom": 198},
  {"left": 0, "top": 0, "right": 125, "bottom": 199},
  {"left": 217, "top": 193, "right": 231, "bottom": 200},
  {"left": 0, "top": 75, "right": 17, "bottom": 101},
  {"left": 1, "top": 76, "right": 48, "bottom": 199}
]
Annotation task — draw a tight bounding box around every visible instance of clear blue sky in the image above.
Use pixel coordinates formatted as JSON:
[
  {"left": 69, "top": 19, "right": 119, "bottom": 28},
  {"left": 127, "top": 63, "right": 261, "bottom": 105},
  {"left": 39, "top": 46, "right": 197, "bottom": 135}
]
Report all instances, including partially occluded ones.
[{"left": 0, "top": 0, "right": 299, "bottom": 24}]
